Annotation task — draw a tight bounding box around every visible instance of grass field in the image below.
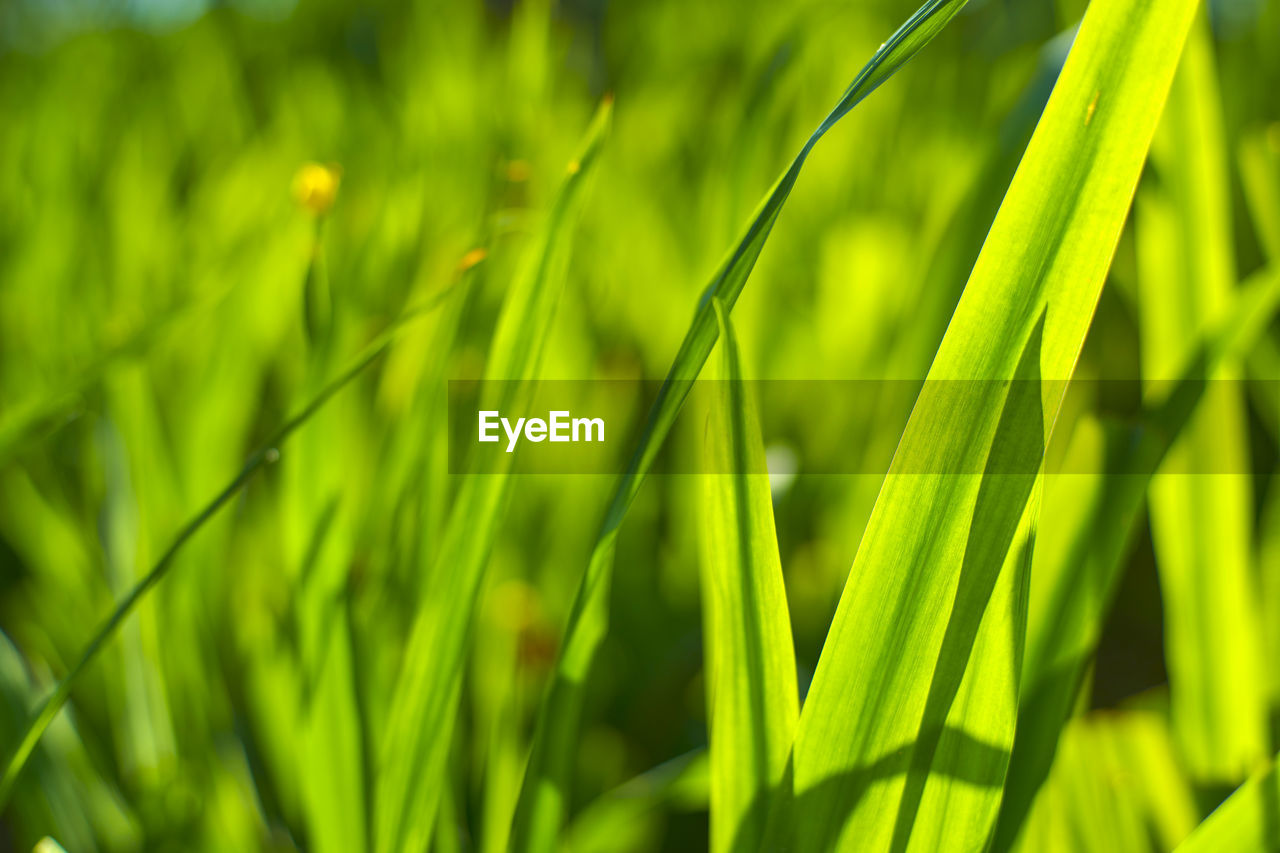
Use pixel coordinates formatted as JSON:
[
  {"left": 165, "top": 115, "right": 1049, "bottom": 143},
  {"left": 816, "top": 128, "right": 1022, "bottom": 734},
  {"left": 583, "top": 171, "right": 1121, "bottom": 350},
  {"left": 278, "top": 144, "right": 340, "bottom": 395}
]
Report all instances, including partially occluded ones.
[{"left": 1, "top": 0, "right": 1279, "bottom": 850}]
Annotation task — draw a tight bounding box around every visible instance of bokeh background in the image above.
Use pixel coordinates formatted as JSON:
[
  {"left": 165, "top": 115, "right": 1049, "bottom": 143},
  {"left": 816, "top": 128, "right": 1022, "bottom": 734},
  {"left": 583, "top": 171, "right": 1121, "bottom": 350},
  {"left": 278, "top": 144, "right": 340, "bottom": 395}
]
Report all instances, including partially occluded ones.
[{"left": 0, "top": 0, "right": 1277, "bottom": 850}]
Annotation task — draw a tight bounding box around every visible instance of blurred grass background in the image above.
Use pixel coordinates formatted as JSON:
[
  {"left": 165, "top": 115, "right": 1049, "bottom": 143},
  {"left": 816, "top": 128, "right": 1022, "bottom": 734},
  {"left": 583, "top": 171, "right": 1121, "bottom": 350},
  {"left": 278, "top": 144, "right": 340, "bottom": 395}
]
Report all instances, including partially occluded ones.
[{"left": 0, "top": 0, "right": 1277, "bottom": 850}]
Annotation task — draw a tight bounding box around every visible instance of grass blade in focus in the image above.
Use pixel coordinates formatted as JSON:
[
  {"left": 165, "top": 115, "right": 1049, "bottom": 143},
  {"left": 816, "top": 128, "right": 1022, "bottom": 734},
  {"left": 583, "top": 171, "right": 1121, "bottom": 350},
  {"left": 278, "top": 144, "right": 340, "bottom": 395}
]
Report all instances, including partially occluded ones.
[
  {"left": 698, "top": 300, "right": 798, "bottom": 852},
  {"left": 776, "top": 0, "right": 1199, "bottom": 847}
]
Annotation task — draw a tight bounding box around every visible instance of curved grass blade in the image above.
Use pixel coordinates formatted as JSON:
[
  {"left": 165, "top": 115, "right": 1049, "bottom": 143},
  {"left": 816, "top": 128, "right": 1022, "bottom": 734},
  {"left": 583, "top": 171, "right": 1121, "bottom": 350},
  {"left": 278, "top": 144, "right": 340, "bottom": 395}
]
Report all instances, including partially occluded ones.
[
  {"left": 698, "top": 300, "right": 797, "bottom": 853},
  {"left": 773, "top": 0, "right": 1199, "bottom": 848},
  {"left": 510, "top": 4, "right": 972, "bottom": 849},
  {"left": 0, "top": 278, "right": 469, "bottom": 808},
  {"left": 373, "top": 99, "right": 611, "bottom": 853}
]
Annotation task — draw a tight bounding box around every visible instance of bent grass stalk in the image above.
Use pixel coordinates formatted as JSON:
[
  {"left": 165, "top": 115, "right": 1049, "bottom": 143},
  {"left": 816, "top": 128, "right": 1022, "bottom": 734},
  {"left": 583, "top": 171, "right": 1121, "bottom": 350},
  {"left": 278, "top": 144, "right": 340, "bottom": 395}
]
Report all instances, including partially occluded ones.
[{"left": 511, "top": 3, "right": 973, "bottom": 848}]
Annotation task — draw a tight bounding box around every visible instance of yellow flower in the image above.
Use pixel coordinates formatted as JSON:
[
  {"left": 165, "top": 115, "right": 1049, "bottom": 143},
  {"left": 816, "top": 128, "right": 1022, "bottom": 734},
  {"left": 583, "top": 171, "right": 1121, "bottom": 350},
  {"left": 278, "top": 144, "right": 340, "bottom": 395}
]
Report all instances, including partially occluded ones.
[
  {"left": 292, "top": 162, "right": 341, "bottom": 216},
  {"left": 457, "top": 247, "right": 488, "bottom": 273}
]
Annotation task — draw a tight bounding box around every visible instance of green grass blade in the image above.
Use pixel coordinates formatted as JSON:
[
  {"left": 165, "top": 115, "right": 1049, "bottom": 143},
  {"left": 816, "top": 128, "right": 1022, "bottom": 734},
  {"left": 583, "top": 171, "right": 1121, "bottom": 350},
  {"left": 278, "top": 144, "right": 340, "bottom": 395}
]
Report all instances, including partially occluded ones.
[
  {"left": 510, "top": 4, "right": 972, "bottom": 848},
  {"left": 697, "top": 300, "right": 797, "bottom": 853},
  {"left": 372, "top": 100, "right": 611, "bottom": 853},
  {"left": 1135, "top": 12, "right": 1269, "bottom": 782},
  {"left": 0, "top": 281, "right": 463, "bottom": 807},
  {"left": 775, "top": 0, "right": 1199, "bottom": 847},
  {"left": 1175, "top": 754, "right": 1280, "bottom": 852}
]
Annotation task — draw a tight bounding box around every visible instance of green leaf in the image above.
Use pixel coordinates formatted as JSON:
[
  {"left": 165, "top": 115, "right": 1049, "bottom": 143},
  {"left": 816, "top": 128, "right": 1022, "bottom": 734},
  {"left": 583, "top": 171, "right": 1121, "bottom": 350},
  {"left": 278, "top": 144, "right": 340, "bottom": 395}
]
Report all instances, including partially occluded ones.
[
  {"left": 1135, "top": 12, "right": 1270, "bottom": 782},
  {"left": 1175, "top": 754, "right": 1280, "bottom": 852},
  {"left": 373, "top": 99, "right": 611, "bottom": 853},
  {"left": 772, "top": 0, "right": 1199, "bottom": 848},
  {"left": 510, "top": 4, "right": 973, "bottom": 848},
  {"left": 697, "top": 299, "right": 797, "bottom": 853}
]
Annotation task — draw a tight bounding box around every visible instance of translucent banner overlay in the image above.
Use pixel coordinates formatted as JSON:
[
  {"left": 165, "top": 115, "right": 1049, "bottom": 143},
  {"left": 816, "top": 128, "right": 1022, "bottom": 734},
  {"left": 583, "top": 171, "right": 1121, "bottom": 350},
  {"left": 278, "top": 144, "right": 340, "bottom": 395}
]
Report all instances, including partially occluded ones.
[{"left": 446, "top": 379, "right": 1279, "bottom": 475}]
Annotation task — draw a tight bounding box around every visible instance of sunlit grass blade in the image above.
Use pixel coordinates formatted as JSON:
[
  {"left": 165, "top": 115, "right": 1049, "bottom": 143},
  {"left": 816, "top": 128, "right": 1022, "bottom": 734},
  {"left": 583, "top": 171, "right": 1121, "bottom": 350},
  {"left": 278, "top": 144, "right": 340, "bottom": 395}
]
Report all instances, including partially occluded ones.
[
  {"left": 1175, "top": 754, "right": 1280, "bottom": 852},
  {"left": 696, "top": 300, "right": 797, "bottom": 852},
  {"left": 1135, "top": 12, "right": 1269, "bottom": 782},
  {"left": 1002, "top": 135, "right": 1280, "bottom": 849},
  {"left": 0, "top": 280, "right": 467, "bottom": 808},
  {"left": 373, "top": 99, "right": 611, "bottom": 853},
  {"left": 772, "top": 0, "right": 1199, "bottom": 847},
  {"left": 511, "top": 4, "right": 973, "bottom": 848}
]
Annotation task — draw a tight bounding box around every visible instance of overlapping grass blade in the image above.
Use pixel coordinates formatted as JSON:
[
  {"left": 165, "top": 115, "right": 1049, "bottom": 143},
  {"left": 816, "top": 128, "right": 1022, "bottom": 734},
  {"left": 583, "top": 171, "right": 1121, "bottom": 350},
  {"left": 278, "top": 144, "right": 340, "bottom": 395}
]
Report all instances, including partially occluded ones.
[
  {"left": 510, "top": 4, "right": 973, "bottom": 848},
  {"left": 373, "top": 100, "right": 611, "bottom": 853},
  {"left": 772, "top": 0, "right": 1199, "bottom": 848},
  {"left": 697, "top": 300, "right": 797, "bottom": 853},
  {"left": 1134, "top": 12, "right": 1269, "bottom": 781},
  {"left": 1175, "top": 754, "right": 1280, "bottom": 852}
]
